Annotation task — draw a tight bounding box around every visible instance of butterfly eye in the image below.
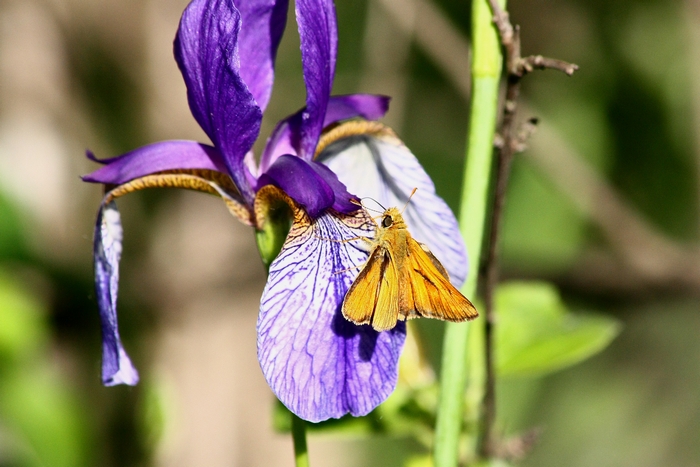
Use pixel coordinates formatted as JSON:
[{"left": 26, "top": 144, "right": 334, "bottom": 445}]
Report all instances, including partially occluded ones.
[{"left": 382, "top": 216, "right": 393, "bottom": 228}]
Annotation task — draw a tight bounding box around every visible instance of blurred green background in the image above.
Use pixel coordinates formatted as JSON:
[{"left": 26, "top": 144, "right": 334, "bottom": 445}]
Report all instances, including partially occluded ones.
[{"left": 0, "top": 0, "right": 698, "bottom": 465}]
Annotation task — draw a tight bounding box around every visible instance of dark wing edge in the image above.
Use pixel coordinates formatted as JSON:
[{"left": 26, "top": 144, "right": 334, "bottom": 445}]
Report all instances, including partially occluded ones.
[{"left": 418, "top": 242, "right": 450, "bottom": 281}]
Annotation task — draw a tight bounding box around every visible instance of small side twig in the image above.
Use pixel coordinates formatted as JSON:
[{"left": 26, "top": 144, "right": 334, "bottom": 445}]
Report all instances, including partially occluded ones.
[
  {"left": 479, "top": 0, "right": 578, "bottom": 459},
  {"left": 489, "top": 3, "right": 578, "bottom": 78}
]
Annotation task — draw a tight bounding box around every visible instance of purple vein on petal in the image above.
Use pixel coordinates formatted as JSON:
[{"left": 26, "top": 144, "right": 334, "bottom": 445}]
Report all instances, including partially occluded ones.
[
  {"left": 94, "top": 201, "right": 139, "bottom": 386},
  {"left": 257, "top": 208, "right": 405, "bottom": 422}
]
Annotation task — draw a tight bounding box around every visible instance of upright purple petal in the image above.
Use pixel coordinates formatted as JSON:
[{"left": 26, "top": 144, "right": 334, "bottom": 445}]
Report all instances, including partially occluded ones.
[
  {"left": 83, "top": 141, "right": 228, "bottom": 185},
  {"left": 259, "top": 94, "right": 391, "bottom": 172},
  {"left": 319, "top": 132, "right": 469, "bottom": 286},
  {"left": 295, "top": 0, "right": 337, "bottom": 158},
  {"left": 235, "top": 0, "right": 289, "bottom": 111},
  {"left": 258, "top": 209, "right": 406, "bottom": 422},
  {"left": 174, "top": 0, "right": 261, "bottom": 203},
  {"left": 94, "top": 201, "right": 139, "bottom": 386},
  {"left": 260, "top": 119, "right": 304, "bottom": 177}
]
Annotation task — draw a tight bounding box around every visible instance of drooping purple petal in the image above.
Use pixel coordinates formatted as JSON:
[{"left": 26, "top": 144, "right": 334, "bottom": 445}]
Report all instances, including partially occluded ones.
[
  {"left": 235, "top": 0, "right": 289, "bottom": 111},
  {"left": 174, "top": 0, "right": 261, "bottom": 203},
  {"left": 258, "top": 208, "right": 406, "bottom": 422},
  {"left": 83, "top": 141, "right": 228, "bottom": 185},
  {"left": 94, "top": 201, "right": 139, "bottom": 386},
  {"left": 318, "top": 133, "right": 468, "bottom": 286},
  {"left": 256, "top": 155, "right": 334, "bottom": 218},
  {"left": 259, "top": 94, "right": 391, "bottom": 172},
  {"left": 295, "top": 0, "right": 337, "bottom": 158}
]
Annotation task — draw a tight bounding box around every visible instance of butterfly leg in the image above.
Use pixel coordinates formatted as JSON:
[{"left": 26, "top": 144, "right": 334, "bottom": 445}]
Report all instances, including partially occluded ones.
[
  {"left": 313, "top": 234, "right": 373, "bottom": 246},
  {"left": 332, "top": 264, "right": 365, "bottom": 275},
  {"left": 314, "top": 234, "right": 367, "bottom": 242}
]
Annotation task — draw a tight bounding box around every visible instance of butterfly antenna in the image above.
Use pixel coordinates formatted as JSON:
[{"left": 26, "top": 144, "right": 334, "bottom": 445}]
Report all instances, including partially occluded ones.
[
  {"left": 400, "top": 188, "right": 418, "bottom": 214},
  {"left": 357, "top": 197, "right": 386, "bottom": 213}
]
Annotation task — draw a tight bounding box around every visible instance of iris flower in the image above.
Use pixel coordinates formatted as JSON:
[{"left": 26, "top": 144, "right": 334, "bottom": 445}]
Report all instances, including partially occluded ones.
[{"left": 84, "top": 0, "right": 467, "bottom": 422}]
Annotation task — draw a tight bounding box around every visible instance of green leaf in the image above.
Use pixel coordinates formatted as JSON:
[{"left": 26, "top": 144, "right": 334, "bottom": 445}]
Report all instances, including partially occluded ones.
[
  {"left": 0, "top": 272, "right": 47, "bottom": 361},
  {"left": 0, "top": 364, "right": 89, "bottom": 467},
  {"left": 0, "top": 191, "right": 30, "bottom": 261},
  {"left": 496, "top": 282, "right": 621, "bottom": 378}
]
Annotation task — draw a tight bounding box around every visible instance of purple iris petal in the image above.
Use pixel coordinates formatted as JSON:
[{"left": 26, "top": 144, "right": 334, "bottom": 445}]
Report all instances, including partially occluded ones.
[
  {"left": 319, "top": 134, "right": 469, "bottom": 286},
  {"left": 83, "top": 141, "right": 227, "bottom": 185},
  {"left": 295, "top": 0, "right": 337, "bottom": 158},
  {"left": 259, "top": 118, "right": 300, "bottom": 173},
  {"left": 323, "top": 94, "right": 390, "bottom": 124},
  {"left": 257, "top": 155, "right": 334, "bottom": 218},
  {"left": 174, "top": 0, "right": 262, "bottom": 203},
  {"left": 259, "top": 94, "right": 391, "bottom": 172},
  {"left": 308, "top": 161, "right": 357, "bottom": 213},
  {"left": 94, "top": 201, "right": 139, "bottom": 386},
  {"left": 235, "top": 0, "right": 289, "bottom": 111},
  {"left": 258, "top": 209, "right": 405, "bottom": 422}
]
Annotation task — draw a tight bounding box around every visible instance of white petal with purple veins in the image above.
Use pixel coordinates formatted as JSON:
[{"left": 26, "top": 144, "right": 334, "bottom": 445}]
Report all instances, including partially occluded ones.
[{"left": 318, "top": 134, "right": 468, "bottom": 286}]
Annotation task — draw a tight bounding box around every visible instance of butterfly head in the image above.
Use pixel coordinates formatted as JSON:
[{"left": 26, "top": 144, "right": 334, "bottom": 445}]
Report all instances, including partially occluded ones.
[{"left": 380, "top": 207, "right": 406, "bottom": 230}]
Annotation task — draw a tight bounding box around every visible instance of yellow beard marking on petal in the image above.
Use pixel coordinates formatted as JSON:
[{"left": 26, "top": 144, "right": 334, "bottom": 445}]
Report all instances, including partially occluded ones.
[
  {"left": 253, "top": 185, "right": 376, "bottom": 269},
  {"left": 314, "top": 120, "right": 400, "bottom": 159},
  {"left": 253, "top": 185, "right": 305, "bottom": 265},
  {"left": 254, "top": 185, "right": 306, "bottom": 229},
  {"left": 158, "top": 169, "right": 241, "bottom": 194},
  {"left": 104, "top": 171, "right": 254, "bottom": 226},
  {"left": 253, "top": 185, "right": 374, "bottom": 235}
]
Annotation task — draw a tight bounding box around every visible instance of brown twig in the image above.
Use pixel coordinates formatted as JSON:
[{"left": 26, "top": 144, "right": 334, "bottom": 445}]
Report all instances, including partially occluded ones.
[{"left": 479, "top": 0, "right": 578, "bottom": 459}]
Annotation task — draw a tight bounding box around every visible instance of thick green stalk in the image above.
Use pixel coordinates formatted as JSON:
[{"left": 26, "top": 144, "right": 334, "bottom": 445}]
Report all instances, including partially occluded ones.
[
  {"left": 433, "top": 0, "right": 503, "bottom": 465},
  {"left": 291, "top": 414, "right": 310, "bottom": 467}
]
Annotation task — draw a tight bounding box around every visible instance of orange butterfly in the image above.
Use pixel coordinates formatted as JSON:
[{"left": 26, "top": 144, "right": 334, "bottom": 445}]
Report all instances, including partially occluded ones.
[{"left": 342, "top": 193, "right": 478, "bottom": 331}]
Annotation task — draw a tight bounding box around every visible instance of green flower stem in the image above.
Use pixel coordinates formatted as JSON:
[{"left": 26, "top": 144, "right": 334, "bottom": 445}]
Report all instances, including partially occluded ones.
[
  {"left": 291, "top": 413, "right": 310, "bottom": 467},
  {"left": 433, "top": 0, "right": 504, "bottom": 465}
]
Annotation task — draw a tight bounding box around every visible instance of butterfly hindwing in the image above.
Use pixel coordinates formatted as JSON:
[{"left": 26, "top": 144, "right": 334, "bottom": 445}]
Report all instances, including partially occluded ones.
[
  {"left": 405, "top": 239, "right": 478, "bottom": 322},
  {"left": 418, "top": 242, "right": 450, "bottom": 281},
  {"left": 371, "top": 249, "right": 400, "bottom": 331},
  {"left": 342, "top": 246, "right": 386, "bottom": 326}
]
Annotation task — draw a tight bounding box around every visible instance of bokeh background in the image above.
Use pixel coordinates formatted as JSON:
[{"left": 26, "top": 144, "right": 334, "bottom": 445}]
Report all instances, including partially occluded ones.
[{"left": 0, "top": 0, "right": 699, "bottom": 465}]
